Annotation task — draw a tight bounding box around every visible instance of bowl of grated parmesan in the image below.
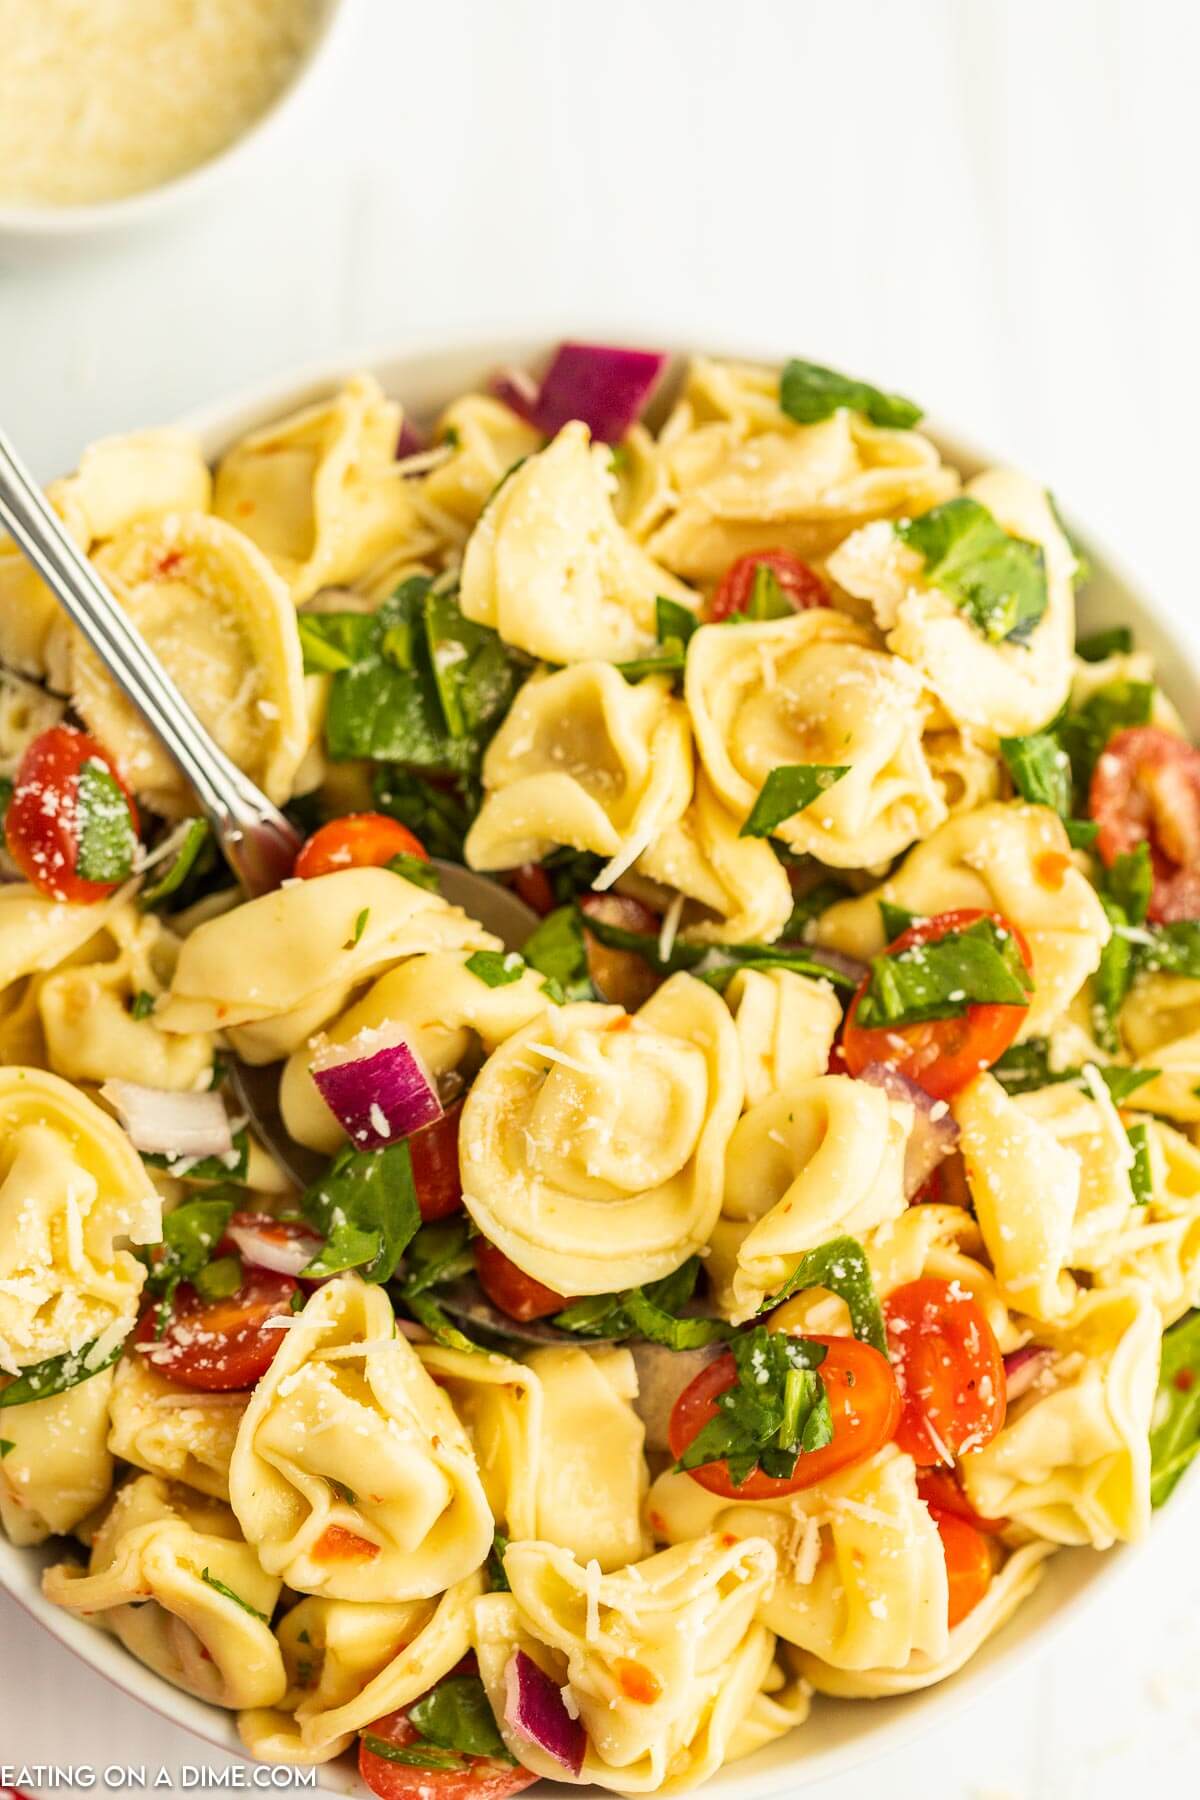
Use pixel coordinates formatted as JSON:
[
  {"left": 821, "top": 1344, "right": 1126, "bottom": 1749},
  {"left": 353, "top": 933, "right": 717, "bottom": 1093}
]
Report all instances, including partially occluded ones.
[{"left": 0, "top": 0, "right": 346, "bottom": 245}]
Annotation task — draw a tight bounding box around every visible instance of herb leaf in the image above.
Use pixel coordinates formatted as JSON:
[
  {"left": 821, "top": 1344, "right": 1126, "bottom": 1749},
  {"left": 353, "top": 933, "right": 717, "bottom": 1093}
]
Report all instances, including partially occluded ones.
[
  {"left": 657, "top": 596, "right": 699, "bottom": 647},
  {"left": 675, "top": 1328, "right": 832, "bottom": 1488},
  {"left": 522, "top": 905, "right": 593, "bottom": 1002},
  {"left": 1058, "top": 679, "right": 1154, "bottom": 793},
  {"left": 302, "top": 1141, "right": 421, "bottom": 1284},
  {"left": 1077, "top": 626, "right": 1132, "bottom": 663},
  {"left": 1151, "top": 1310, "right": 1200, "bottom": 1507},
  {"left": 400, "top": 1217, "right": 475, "bottom": 1297},
  {"left": 897, "top": 497, "right": 1047, "bottom": 646},
  {"left": 554, "top": 1257, "right": 732, "bottom": 1349},
  {"left": 75, "top": 759, "right": 137, "bottom": 883},
  {"left": 138, "top": 1194, "right": 236, "bottom": 1317},
  {"left": 855, "top": 915, "right": 1033, "bottom": 1031},
  {"left": 739, "top": 765, "right": 850, "bottom": 838},
  {"left": 1000, "top": 732, "right": 1073, "bottom": 818},
  {"left": 486, "top": 1531, "right": 510, "bottom": 1592},
  {"left": 386, "top": 851, "right": 441, "bottom": 893},
  {"left": 139, "top": 819, "right": 213, "bottom": 910},
  {"left": 758, "top": 1235, "right": 887, "bottom": 1355},
  {"left": 399, "top": 1286, "right": 487, "bottom": 1354},
  {"left": 407, "top": 1675, "right": 512, "bottom": 1762},
  {"left": 200, "top": 1567, "right": 269, "bottom": 1622},
  {"left": 465, "top": 950, "right": 526, "bottom": 989},
  {"left": 0, "top": 1338, "right": 124, "bottom": 1408},
  {"left": 373, "top": 768, "right": 478, "bottom": 863},
  {"left": 780, "top": 360, "right": 922, "bottom": 430}
]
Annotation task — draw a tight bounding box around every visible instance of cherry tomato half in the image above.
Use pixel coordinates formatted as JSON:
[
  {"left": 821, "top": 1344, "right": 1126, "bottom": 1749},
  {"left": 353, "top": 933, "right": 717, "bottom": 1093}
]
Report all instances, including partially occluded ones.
[
  {"left": 509, "top": 863, "right": 557, "bottom": 917},
  {"left": 841, "top": 908, "right": 1033, "bottom": 1101},
  {"left": 668, "top": 1334, "right": 901, "bottom": 1501},
  {"left": 929, "top": 1507, "right": 994, "bottom": 1628},
  {"left": 579, "top": 891, "right": 663, "bottom": 1010},
  {"left": 916, "top": 1467, "right": 1007, "bottom": 1534},
  {"left": 707, "top": 550, "right": 829, "bottom": 622},
  {"left": 410, "top": 1098, "right": 466, "bottom": 1223},
  {"left": 5, "top": 726, "right": 139, "bottom": 904},
  {"left": 885, "top": 1277, "right": 1007, "bottom": 1466},
  {"left": 294, "top": 813, "right": 428, "bottom": 880},
  {"left": 473, "top": 1240, "right": 572, "bottom": 1322},
  {"left": 135, "top": 1266, "right": 299, "bottom": 1391},
  {"left": 1090, "top": 726, "right": 1200, "bottom": 922},
  {"left": 359, "top": 1704, "right": 536, "bottom": 1800}
]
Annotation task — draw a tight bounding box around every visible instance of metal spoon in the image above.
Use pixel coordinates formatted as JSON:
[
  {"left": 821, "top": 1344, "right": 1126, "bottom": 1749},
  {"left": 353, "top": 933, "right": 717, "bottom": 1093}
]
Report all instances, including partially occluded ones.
[{"left": 0, "top": 428, "right": 588, "bottom": 1344}]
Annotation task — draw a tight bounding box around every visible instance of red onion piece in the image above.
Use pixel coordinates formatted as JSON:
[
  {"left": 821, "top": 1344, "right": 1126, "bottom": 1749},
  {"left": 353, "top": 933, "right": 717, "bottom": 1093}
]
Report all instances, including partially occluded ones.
[
  {"left": 310, "top": 1026, "right": 442, "bottom": 1151},
  {"left": 854, "top": 1062, "right": 960, "bottom": 1198},
  {"left": 101, "top": 1081, "right": 233, "bottom": 1159},
  {"left": 503, "top": 1650, "right": 586, "bottom": 1778},
  {"left": 396, "top": 418, "right": 427, "bottom": 459},
  {"left": 1003, "top": 1344, "right": 1054, "bottom": 1401},
  {"left": 226, "top": 1220, "right": 323, "bottom": 1279},
  {"left": 492, "top": 342, "right": 667, "bottom": 444}
]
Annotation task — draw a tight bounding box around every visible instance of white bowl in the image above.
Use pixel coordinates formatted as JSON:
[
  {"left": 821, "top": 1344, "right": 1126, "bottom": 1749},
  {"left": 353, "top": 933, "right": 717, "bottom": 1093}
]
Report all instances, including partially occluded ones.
[
  {"left": 3, "top": 334, "right": 1198, "bottom": 1796},
  {"left": 0, "top": 0, "right": 347, "bottom": 251}
]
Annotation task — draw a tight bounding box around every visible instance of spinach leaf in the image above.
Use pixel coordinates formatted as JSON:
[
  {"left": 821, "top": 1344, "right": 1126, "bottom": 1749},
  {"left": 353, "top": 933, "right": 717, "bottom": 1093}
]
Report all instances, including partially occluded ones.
[
  {"left": 1140, "top": 921, "right": 1200, "bottom": 979},
  {"left": 302, "top": 1140, "right": 421, "bottom": 1284},
  {"left": 758, "top": 1236, "right": 888, "bottom": 1355},
  {"left": 1076, "top": 626, "right": 1132, "bottom": 662},
  {"left": 878, "top": 901, "right": 918, "bottom": 942},
  {"left": 386, "top": 851, "right": 441, "bottom": 894},
  {"left": 1127, "top": 1121, "right": 1152, "bottom": 1205},
  {"left": 1150, "top": 1310, "right": 1200, "bottom": 1506},
  {"left": 780, "top": 359, "right": 922, "bottom": 430},
  {"left": 674, "top": 1328, "right": 832, "bottom": 1488},
  {"left": 465, "top": 950, "right": 526, "bottom": 989},
  {"left": 522, "top": 905, "right": 594, "bottom": 1002},
  {"left": 139, "top": 819, "right": 212, "bottom": 910},
  {"left": 200, "top": 1568, "right": 269, "bottom": 1622},
  {"left": 656, "top": 596, "right": 699, "bottom": 646},
  {"left": 1058, "top": 679, "right": 1154, "bottom": 792},
  {"left": 1091, "top": 844, "right": 1153, "bottom": 1051},
  {"left": 739, "top": 764, "right": 849, "bottom": 839},
  {"left": 779, "top": 878, "right": 851, "bottom": 940},
  {"left": 138, "top": 1194, "right": 236, "bottom": 1316},
  {"left": 361, "top": 1739, "right": 467, "bottom": 1772},
  {"left": 1000, "top": 732, "right": 1073, "bottom": 818},
  {"left": 992, "top": 1042, "right": 1159, "bottom": 1104},
  {"left": 486, "top": 1531, "right": 510, "bottom": 1592},
  {"left": 554, "top": 1257, "right": 732, "bottom": 1348},
  {"left": 855, "top": 914, "right": 1032, "bottom": 1031},
  {"left": 193, "top": 1255, "right": 243, "bottom": 1301},
  {"left": 897, "top": 497, "right": 1047, "bottom": 646},
  {"left": 407, "top": 1674, "right": 512, "bottom": 1762},
  {"left": 398, "top": 1287, "right": 487, "bottom": 1354},
  {"left": 75, "top": 758, "right": 137, "bottom": 883},
  {"left": 0, "top": 1338, "right": 125, "bottom": 1408},
  {"left": 130, "top": 990, "right": 156, "bottom": 1022},
  {"left": 400, "top": 1217, "right": 475, "bottom": 1297},
  {"left": 373, "top": 767, "right": 479, "bottom": 862}
]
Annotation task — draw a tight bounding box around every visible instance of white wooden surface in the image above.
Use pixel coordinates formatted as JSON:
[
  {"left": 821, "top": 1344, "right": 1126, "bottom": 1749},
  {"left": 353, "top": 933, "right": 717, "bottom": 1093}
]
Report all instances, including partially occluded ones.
[{"left": 2, "top": 0, "right": 1200, "bottom": 1791}]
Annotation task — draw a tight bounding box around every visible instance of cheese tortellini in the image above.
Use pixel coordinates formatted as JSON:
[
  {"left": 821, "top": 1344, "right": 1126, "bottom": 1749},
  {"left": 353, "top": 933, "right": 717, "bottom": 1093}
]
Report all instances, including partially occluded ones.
[
  {"left": 724, "top": 967, "right": 842, "bottom": 1107},
  {"left": 466, "top": 662, "right": 693, "bottom": 875},
  {"left": 107, "top": 1355, "right": 246, "bottom": 1501},
  {"left": 686, "top": 609, "right": 947, "bottom": 868},
  {"left": 229, "top": 1277, "right": 494, "bottom": 1602},
  {"left": 0, "top": 1366, "right": 115, "bottom": 1546},
  {"left": 459, "top": 974, "right": 743, "bottom": 1295},
  {"left": 632, "top": 769, "right": 794, "bottom": 946},
  {"left": 460, "top": 421, "right": 696, "bottom": 664}
]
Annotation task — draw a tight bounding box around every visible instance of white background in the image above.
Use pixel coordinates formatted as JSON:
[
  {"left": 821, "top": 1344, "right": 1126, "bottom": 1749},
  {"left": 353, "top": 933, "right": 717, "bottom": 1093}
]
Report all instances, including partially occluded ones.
[{"left": 3, "top": 0, "right": 1200, "bottom": 1793}]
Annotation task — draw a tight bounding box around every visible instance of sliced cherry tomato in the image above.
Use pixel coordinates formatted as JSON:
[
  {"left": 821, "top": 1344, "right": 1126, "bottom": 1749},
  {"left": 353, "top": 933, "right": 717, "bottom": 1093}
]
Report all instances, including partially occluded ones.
[
  {"left": 1090, "top": 726, "right": 1200, "bottom": 921},
  {"left": 5, "top": 725, "right": 139, "bottom": 903},
  {"left": 409, "top": 1098, "right": 466, "bottom": 1222},
  {"left": 841, "top": 908, "right": 1033, "bottom": 1101},
  {"left": 579, "top": 891, "right": 663, "bottom": 1010},
  {"left": 294, "top": 813, "right": 428, "bottom": 880},
  {"left": 135, "top": 1266, "right": 299, "bottom": 1391},
  {"left": 509, "top": 863, "right": 557, "bottom": 916},
  {"left": 885, "top": 1277, "right": 1007, "bottom": 1466},
  {"left": 929, "top": 1507, "right": 994, "bottom": 1628},
  {"left": 668, "top": 1333, "right": 901, "bottom": 1501},
  {"left": 917, "top": 1467, "right": 1007, "bottom": 1534},
  {"left": 359, "top": 1705, "right": 536, "bottom": 1800},
  {"left": 707, "top": 550, "right": 829, "bottom": 622},
  {"left": 473, "top": 1240, "right": 571, "bottom": 1322}
]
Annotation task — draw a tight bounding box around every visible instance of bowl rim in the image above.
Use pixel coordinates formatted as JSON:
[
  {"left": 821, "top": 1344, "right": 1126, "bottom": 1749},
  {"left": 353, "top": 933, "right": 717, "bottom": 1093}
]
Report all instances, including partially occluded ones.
[
  {"left": 0, "top": 0, "right": 347, "bottom": 238},
  {"left": 4, "top": 329, "right": 1199, "bottom": 1797}
]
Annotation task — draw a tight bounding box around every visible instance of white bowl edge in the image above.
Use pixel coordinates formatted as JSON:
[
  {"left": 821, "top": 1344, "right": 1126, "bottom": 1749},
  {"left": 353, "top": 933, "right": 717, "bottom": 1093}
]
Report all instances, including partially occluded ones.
[{"left": 3, "top": 330, "right": 1199, "bottom": 1799}]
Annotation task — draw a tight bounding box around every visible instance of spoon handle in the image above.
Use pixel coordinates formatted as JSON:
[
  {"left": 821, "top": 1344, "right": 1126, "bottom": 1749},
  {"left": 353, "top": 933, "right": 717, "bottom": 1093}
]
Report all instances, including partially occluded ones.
[{"left": 0, "top": 428, "right": 300, "bottom": 896}]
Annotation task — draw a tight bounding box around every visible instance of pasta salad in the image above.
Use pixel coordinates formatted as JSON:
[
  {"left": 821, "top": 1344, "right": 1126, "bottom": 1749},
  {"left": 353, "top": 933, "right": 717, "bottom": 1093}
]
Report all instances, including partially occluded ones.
[{"left": 2, "top": 343, "right": 1199, "bottom": 1794}]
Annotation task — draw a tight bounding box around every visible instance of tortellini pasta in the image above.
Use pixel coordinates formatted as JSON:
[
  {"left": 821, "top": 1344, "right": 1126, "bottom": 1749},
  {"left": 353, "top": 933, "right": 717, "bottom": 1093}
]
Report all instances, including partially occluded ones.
[
  {"left": 961, "top": 1283, "right": 1161, "bottom": 1548},
  {"left": 157, "top": 866, "right": 498, "bottom": 1062},
  {"left": 0, "top": 1366, "right": 115, "bottom": 1546},
  {"left": 280, "top": 948, "right": 554, "bottom": 1153},
  {"left": 686, "top": 609, "right": 947, "bottom": 868},
  {"left": 107, "top": 1355, "right": 246, "bottom": 1500},
  {"left": 814, "top": 802, "right": 1111, "bottom": 1038},
  {"left": 228, "top": 1276, "right": 493, "bottom": 1602},
  {"left": 631, "top": 768, "right": 794, "bottom": 946},
  {"left": 465, "top": 662, "right": 693, "bottom": 875},
  {"left": 459, "top": 421, "right": 696, "bottom": 664},
  {"left": 642, "top": 359, "right": 957, "bottom": 582},
  {"left": 0, "top": 1067, "right": 160, "bottom": 1373},
  {"left": 0, "top": 882, "right": 129, "bottom": 995},
  {"left": 646, "top": 1447, "right": 949, "bottom": 1673},
  {"left": 421, "top": 393, "right": 543, "bottom": 528},
  {"left": 715, "top": 1074, "right": 912, "bottom": 1321},
  {"left": 44, "top": 1474, "right": 286, "bottom": 1709},
  {"left": 0, "top": 670, "right": 65, "bottom": 777},
  {"left": 724, "top": 967, "right": 842, "bottom": 1107},
  {"left": 473, "top": 1534, "right": 782, "bottom": 1793},
  {"left": 213, "top": 374, "right": 433, "bottom": 601},
  {"left": 1120, "top": 971, "right": 1200, "bottom": 1122},
  {"left": 1091, "top": 1119, "right": 1200, "bottom": 1323},
  {"left": 459, "top": 974, "right": 743, "bottom": 1295},
  {"left": 71, "top": 512, "right": 310, "bottom": 814},
  {"left": 826, "top": 469, "right": 1076, "bottom": 738}
]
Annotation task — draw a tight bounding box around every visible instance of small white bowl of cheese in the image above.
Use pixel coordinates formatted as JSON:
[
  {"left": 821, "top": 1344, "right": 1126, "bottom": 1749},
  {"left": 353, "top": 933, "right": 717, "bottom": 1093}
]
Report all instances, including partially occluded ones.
[{"left": 0, "top": 0, "right": 346, "bottom": 247}]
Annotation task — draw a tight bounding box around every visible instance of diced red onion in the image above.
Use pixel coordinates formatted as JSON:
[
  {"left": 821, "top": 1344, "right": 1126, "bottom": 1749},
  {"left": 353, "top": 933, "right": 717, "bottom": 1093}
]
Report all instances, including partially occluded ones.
[
  {"left": 630, "top": 1341, "right": 724, "bottom": 1452},
  {"left": 226, "top": 1220, "right": 323, "bottom": 1278},
  {"left": 855, "top": 1062, "right": 960, "bottom": 1198},
  {"left": 396, "top": 418, "right": 427, "bottom": 459},
  {"left": 1003, "top": 1344, "right": 1054, "bottom": 1401},
  {"left": 101, "top": 1081, "right": 233, "bottom": 1159},
  {"left": 503, "top": 1650, "right": 586, "bottom": 1777},
  {"left": 492, "top": 342, "right": 667, "bottom": 444},
  {"left": 310, "top": 1025, "right": 442, "bottom": 1150}
]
